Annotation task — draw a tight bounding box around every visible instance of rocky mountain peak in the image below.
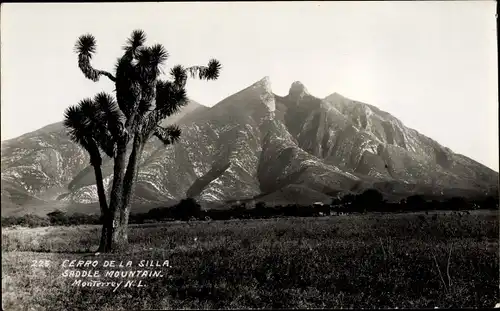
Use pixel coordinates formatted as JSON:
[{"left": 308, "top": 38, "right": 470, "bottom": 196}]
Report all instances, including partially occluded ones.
[
  {"left": 249, "top": 76, "right": 275, "bottom": 113},
  {"left": 251, "top": 76, "right": 272, "bottom": 93},
  {"left": 288, "top": 81, "right": 309, "bottom": 100}
]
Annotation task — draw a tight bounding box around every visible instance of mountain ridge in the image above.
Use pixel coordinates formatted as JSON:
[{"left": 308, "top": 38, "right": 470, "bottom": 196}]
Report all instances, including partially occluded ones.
[{"left": 1, "top": 77, "right": 497, "bottom": 216}]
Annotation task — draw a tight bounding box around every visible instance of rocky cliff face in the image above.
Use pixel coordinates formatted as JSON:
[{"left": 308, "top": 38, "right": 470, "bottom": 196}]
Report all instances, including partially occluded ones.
[{"left": 1, "top": 78, "right": 498, "bottom": 214}]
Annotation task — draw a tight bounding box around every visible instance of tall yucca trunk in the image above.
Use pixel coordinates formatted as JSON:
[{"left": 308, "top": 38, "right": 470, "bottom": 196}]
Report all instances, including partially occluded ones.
[
  {"left": 98, "top": 214, "right": 112, "bottom": 253},
  {"left": 88, "top": 153, "right": 108, "bottom": 216},
  {"left": 84, "top": 152, "right": 112, "bottom": 253},
  {"left": 93, "top": 166, "right": 108, "bottom": 215},
  {"left": 101, "top": 134, "right": 144, "bottom": 252},
  {"left": 93, "top": 163, "right": 111, "bottom": 253},
  {"left": 103, "top": 139, "right": 129, "bottom": 252},
  {"left": 113, "top": 135, "right": 145, "bottom": 250}
]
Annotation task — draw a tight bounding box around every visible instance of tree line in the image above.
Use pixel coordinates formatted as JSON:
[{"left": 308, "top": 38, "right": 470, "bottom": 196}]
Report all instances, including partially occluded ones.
[{"left": 3, "top": 190, "right": 497, "bottom": 228}]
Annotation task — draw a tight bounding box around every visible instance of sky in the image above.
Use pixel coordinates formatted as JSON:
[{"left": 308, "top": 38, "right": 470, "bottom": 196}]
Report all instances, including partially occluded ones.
[{"left": 1, "top": 2, "right": 498, "bottom": 171}]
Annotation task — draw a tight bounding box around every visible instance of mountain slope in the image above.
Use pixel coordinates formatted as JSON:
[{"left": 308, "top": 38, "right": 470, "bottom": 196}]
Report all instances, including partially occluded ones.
[{"left": 1, "top": 78, "right": 497, "bottom": 215}]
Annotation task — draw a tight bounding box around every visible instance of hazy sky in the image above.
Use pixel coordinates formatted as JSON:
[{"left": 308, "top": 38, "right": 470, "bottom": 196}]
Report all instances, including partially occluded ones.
[{"left": 1, "top": 2, "right": 498, "bottom": 171}]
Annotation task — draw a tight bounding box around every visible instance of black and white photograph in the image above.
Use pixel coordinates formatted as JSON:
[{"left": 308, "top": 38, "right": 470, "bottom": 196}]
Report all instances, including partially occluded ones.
[{"left": 1, "top": 2, "right": 498, "bottom": 310}]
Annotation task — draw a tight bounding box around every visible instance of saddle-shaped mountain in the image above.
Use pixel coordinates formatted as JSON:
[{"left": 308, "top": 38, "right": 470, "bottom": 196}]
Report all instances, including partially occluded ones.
[{"left": 1, "top": 77, "right": 497, "bottom": 215}]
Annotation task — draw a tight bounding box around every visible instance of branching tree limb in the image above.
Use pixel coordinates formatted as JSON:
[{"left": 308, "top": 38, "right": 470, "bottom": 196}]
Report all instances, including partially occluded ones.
[{"left": 75, "top": 34, "right": 116, "bottom": 82}]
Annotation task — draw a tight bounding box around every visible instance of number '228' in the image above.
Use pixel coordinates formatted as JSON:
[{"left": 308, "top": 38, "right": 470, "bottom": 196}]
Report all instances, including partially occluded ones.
[{"left": 31, "top": 260, "right": 51, "bottom": 268}]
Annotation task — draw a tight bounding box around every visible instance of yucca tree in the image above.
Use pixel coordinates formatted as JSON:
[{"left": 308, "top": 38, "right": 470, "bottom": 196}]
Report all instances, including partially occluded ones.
[
  {"left": 67, "top": 30, "right": 221, "bottom": 252},
  {"left": 63, "top": 95, "right": 114, "bottom": 217},
  {"left": 63, "top": 93, "right": 121, "bottom": 251}
]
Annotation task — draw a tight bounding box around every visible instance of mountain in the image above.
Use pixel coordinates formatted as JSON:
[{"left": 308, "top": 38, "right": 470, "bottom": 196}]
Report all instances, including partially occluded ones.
[{"left": 1, "top": 78, "right": 498, "bottom": 215}]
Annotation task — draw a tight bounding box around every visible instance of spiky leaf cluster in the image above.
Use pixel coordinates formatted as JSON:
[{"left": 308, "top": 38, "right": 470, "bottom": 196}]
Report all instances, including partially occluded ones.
[{"left": 63, "top": 94, "right": 118, "bottom": 162}]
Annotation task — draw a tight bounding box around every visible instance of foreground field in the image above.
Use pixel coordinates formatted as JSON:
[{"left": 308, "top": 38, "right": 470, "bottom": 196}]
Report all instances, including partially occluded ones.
[{"left": 2, "top": 211, "right": 498, "bottom": 310}]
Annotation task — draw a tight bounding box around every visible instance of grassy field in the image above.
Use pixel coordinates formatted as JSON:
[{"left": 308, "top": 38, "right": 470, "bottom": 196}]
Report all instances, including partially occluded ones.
[{"left": 2, "top": 211, "right": 498, "bottom": 310}]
